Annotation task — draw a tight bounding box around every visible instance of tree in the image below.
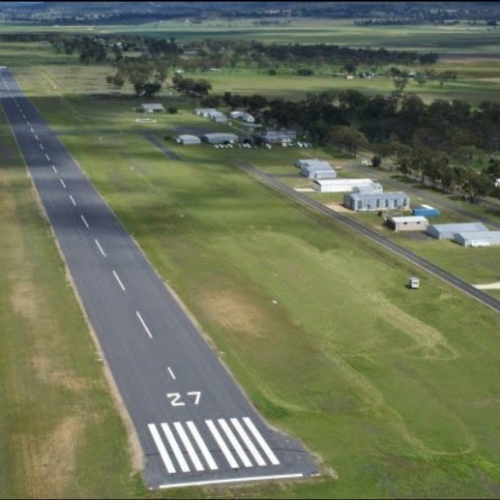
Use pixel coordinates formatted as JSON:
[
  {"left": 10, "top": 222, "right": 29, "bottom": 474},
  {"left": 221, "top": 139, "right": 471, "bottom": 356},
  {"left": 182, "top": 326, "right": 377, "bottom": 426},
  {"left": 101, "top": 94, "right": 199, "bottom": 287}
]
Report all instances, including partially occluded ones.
[
  {"left": 328, "top": 126, "right": 368, "bottom": 157},
  {"left": 460, "top": 170, "right": 492, "bottom": 203}
]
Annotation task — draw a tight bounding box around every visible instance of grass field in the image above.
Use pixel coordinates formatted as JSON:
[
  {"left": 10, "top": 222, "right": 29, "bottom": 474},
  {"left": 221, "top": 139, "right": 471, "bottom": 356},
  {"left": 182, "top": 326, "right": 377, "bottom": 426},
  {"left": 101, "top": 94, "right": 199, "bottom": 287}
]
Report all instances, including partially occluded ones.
[{"left": 3, "top": 24, "right": 500, "bottom": 498}]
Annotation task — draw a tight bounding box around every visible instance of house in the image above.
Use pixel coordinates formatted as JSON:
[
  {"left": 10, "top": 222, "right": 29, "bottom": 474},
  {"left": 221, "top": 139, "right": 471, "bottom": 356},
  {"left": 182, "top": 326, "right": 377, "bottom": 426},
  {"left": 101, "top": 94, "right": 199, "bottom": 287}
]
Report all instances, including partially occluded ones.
[
  {"left": 140, "top": 103, "right": 165, "bottom": 113},
  {"left": 343, "top": 191, "right": 410, "bottom": 212},
  {"left": 426, "top": 222, "right": 488, "bottom": 240},
  {"left": 312, "top": 178, "right": 377, "bottom": 193},
  {"left": 202, "top": 133, "right": 239, "bottom": 144},
  {"left": 386, "top": 215, "right": 429, "bottom": 231},
  {"left": 176, "top": 134, "right": 201, "bottom": 145}
]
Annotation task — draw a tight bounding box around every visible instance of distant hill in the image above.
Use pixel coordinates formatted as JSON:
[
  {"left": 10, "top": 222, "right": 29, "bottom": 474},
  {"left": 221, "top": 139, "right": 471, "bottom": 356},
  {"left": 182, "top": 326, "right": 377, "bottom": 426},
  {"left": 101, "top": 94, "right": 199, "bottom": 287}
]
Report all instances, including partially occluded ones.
[{"left": 0, "top": 1, "right": 499, "bottom": 25}]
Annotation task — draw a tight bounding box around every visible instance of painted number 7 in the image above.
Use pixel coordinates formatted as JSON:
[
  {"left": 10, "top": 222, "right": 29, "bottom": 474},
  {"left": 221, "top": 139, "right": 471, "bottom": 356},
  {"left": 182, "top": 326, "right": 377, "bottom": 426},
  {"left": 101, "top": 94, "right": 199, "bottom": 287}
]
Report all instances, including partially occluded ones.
[{"left": 166, "top": 391, "right": 201, "bottom": 407}]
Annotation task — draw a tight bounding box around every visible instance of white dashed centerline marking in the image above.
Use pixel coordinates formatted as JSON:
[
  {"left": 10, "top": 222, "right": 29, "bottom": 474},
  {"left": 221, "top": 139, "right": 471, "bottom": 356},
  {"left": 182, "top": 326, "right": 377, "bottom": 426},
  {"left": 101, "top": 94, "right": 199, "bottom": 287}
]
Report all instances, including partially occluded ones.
[
  {"left": 69, "top": 194, "right": 76, "bottom": 206},
  {"left": 80, "top": 214, "right": 89, "bottom": 229},
  {"left": 45, "top": 153, "right": 50, "bottom": 161},
  {"left": 112, "top": 270, "right": 126, "bottom": 291},
  {"left": 59, "top": 179, "right": 66, "bottom": 189},
  {"left": 34, "top": 134, "right": 38, "bottom": 140},
  {"left": 136, "top": 311, "right": 153, "bottom": 339},
  {"left": 52, "top": 165, "right": 58, "bottom": 174},
  {"left": 39, "top": 143, "right": 44, "bottom": 150},
  {"left": 94, "top": 239, "right": 107, "bottom": 257},
  {"left": 167, "top": 367, "right": 176, "bottom": 380}
]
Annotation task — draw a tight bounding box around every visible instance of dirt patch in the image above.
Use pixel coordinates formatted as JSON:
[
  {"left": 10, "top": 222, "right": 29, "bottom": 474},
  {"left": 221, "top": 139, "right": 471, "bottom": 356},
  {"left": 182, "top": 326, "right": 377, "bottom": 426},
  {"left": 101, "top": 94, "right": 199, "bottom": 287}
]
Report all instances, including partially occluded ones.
[
  {"left": 325, "top": 202, "right": 351, "bottom": 213},
  {"left": 199, "top": 290, "right": 267, "bottom": 338},
  {"left": 21, "top": 416, "right": 86, "bottom": 499}
]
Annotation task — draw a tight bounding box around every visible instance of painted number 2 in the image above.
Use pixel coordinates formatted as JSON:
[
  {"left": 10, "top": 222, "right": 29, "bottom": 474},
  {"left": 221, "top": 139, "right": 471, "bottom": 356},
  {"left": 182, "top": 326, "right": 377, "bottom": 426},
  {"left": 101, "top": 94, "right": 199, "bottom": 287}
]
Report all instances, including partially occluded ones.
[{"left": 166, "top": 391, "right": 201, "bottom": 407}]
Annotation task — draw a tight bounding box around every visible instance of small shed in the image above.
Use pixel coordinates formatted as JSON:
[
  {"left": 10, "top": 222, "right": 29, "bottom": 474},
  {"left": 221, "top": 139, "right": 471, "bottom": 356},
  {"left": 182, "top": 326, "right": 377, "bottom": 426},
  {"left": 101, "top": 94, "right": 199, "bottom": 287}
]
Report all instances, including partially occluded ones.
[
  {"left": 141, "top": 103, "right": 165, "bottom": 113},
  {"left": 386, "top": 215, "right": 428, "bottom": 232},
  {"left": 426, "top": 222, "right": 488, "bottom": 240},
  {"left": 408, "top": 277, "right": 420, "bottom": 289},
  {"left": 344, "top": 191, "right": 410, "bottom": 212},
  {"left": 202, "top": 133, "right": 239, "bottom": 145},
  {"left": 176, "top": 134, "right": 201, "bottom": 145},
  {"left": 412, "top": 204, "right": 440, "bottom": 217},
  {"left": 453, "top": 230, "right": 500, "bottom": 247}
]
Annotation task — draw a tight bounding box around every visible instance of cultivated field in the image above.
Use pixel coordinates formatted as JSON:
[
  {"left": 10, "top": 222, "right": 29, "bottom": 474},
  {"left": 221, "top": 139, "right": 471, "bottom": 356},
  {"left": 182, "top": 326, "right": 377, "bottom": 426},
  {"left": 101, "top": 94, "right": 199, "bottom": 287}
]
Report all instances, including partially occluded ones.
[{"left": 2, "top": 21, "right": 500, "bottom": 499}]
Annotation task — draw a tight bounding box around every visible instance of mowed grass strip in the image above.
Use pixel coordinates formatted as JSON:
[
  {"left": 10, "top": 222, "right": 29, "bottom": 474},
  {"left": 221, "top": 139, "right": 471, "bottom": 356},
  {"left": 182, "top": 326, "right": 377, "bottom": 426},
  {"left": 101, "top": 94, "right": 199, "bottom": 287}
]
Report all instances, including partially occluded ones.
[
  {"left": 0, "top": 108, "right": 143, "bottom": 498},
  {"left": 54, "top": 128, "right": 500, "bottom": 497}
]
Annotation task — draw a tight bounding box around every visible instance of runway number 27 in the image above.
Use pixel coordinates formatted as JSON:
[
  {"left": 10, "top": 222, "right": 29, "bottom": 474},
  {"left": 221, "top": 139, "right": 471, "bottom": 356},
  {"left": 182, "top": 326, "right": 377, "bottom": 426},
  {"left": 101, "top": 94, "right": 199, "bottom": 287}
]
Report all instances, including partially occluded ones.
[{"left": 166, "top": 391, "right": 201, "bottom": 407}]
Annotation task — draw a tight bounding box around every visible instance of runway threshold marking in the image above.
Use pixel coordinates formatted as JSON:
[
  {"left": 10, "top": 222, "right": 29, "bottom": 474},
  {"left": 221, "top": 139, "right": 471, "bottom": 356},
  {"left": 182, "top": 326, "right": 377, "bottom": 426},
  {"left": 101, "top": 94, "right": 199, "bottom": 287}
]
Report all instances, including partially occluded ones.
[
  {"left": 136, "top": 311, "right": 153, "bottom": 339},
  {"left": 112, "top": 270, "right": 126, "bottom": 291},
  {"left": 205, "top": 419, "right": 239, "bottom": 469}
]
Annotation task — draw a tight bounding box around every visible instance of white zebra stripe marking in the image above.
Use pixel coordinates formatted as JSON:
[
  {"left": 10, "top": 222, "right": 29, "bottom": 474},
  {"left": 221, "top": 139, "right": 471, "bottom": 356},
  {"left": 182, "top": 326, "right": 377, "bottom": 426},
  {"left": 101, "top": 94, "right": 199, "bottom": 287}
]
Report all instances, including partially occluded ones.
[
  {"left": 206, "top": 419, "right": 239, "bottom": 469},
  {"left": 161, "top": 423, "right": 190, "bottom": 473},
  {"left": 230, "top": 418, "right": 266, "bottom": 466},
  {"left": 186, "top": 421, "right": 218, "bottom": 471},
  {"left": 174, "top": 422, "right": 204, "bottom": 472},
  {"left": 243, "top": 418, "right": 280, "bottom": 465},
  {"left": 148, "top": 424, "right": 176, "bottom": 474},
  {"left": 218, "top": 419, "right": 252, "bottom": 467}
]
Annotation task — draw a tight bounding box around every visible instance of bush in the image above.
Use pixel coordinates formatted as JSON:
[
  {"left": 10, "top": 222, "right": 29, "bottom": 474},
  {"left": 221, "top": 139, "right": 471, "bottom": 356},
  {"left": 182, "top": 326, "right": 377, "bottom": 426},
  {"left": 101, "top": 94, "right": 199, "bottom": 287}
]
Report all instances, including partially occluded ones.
[
  {"left": 372, "top": 155, "right": 382, "bottom": 167},
  {"left": 168, "top": 106, "right": 178, "bottom": 114},
  {"left": 268, "top": 68, "right": 277, "bottom": 76},
  {"left": 296, "top": 68, "right": 314, "bottom": 76}
]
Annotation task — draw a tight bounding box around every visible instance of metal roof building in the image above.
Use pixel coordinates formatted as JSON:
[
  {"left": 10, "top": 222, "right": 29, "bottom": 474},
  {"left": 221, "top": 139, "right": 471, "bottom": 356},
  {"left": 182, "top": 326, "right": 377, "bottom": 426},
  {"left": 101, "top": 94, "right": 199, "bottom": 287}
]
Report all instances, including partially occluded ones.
[
  {"left": 176, "top": 134, "right": 201, "bottom": 145},
  {"left": 343, "top": 191, "right": 410, "bottom": 212},
  {"left": 386, "top": 215, "right": 429, "bottom": 231},
  {"left": 259, "top": 130, "right": 297, "bottom": 144},
  {"left": 195, "top": 108, "right": 218, "bottom": 117},
  {"left": 202, "top": 132, "right": 239, "bottom": 144},
  {"left": 453, "top": 230, "right": 500, "bottom": 247},
  {"left": 312, "top": 178, "right": 375, "bottom": 193},
  {"left": 140, "top": 103, "right": 165, "bottom": 113},
  {"left": 426, "top": 222, "right": 488, "bottom": 240}
]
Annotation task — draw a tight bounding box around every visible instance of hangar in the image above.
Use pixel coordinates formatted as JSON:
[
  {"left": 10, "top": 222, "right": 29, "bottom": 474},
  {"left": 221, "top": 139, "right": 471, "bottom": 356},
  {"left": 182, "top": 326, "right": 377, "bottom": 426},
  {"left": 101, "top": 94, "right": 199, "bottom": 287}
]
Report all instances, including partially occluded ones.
[
  {"left": 176, "top": 134, "right": 201, "bottom": 145},
  {"left": 140, "top": 103, "right": 165, "bottom": 113},
  {"left": 426, "top": 222, "right": 488, "bottom": 240},
  {"left": 343, "top": 191, "right": 410, "bottom": 212},
  {"left": 454, "top": 231, "right": 500, "bottom": 247},
  {"left": 202, "top": 132, "right": 239, "bottom": 144},
  {"left": 312, "top": 178, "right": 376, "bottom": 193}
]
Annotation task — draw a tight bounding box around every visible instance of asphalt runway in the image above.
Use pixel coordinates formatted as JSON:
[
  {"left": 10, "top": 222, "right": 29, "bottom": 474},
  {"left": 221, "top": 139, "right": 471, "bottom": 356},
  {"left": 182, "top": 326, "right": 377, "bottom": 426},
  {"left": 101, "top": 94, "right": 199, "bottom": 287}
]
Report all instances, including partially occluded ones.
[{"left": 0, "top": 68, "right": 318, "bottom": 490}]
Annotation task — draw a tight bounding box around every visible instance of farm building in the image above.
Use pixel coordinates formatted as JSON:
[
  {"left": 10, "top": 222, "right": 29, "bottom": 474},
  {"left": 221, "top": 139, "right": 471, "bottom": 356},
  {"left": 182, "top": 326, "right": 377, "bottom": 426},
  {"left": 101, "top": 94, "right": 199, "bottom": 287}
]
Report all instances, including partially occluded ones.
[
  {"left": 229, "top": 110, "right": 256, "bottom": 123},
  {"left": 352, "top": 183, "right": 383, "bottom": 194},
  {"left": 209, "top": 111, "right": 228, "bottom": 123},
  {"left": 140, "top": 103, "right": 164, "bottom": 113},
  {"left": 343, "top": 191, "right": 410, "bottom": 212},
  {"left": 259, "top": 130, "right": 297, "bottom": 144},
  {"left": 202, "top": 133, "right": 239, "bottom": 144},
  {"left": 300, "top": 162, "right": 336, "bottom": 179},
  {"left": 453, "top": 231, "right": 500, "bottom": 247},
  {"left": 195, "top": 108, "right": 218, "bottom": 117},
  {"left": 312, "top": 178, "right": 377, "bottom": 193},
  {"left": 412, "top": 204, "right": 440, "bottom": 217},
  {"left": 296, "top": 159, "right": 332, "bottom": 170},
  {"left": 176, "top": 134, "right": 201, "bottom": 145},
  {"left": 386, "top": 215, "right": 429, "bottom": 231},
  {"left": 426, "top": 222, "right": 488, "bottom": 240}
]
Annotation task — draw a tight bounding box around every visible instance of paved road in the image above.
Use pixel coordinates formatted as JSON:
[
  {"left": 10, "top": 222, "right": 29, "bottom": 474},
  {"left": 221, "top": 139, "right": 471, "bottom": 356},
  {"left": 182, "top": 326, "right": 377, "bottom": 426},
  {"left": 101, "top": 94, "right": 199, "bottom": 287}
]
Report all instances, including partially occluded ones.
[
  {"left": 238, "top": 162, "right": 500, "bottom": 315},
  {"left": 0, "top": 68, "right": 318, "bottom": 490}
]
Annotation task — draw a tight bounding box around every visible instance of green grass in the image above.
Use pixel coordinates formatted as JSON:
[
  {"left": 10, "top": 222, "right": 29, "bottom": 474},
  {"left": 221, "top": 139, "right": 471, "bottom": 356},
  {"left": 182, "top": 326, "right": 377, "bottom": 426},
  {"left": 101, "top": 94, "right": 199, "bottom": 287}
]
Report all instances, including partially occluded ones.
[{"left": 3, "top": 30, "right": 500, "bottom": 498}]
